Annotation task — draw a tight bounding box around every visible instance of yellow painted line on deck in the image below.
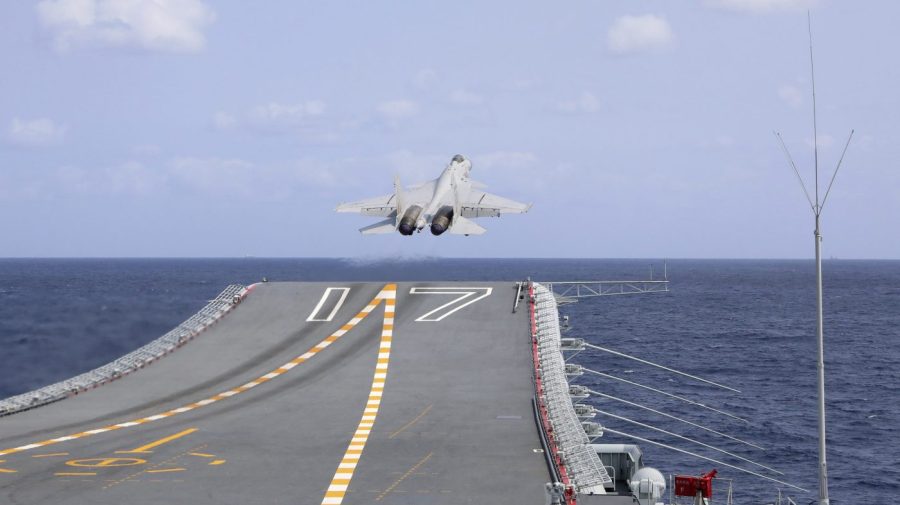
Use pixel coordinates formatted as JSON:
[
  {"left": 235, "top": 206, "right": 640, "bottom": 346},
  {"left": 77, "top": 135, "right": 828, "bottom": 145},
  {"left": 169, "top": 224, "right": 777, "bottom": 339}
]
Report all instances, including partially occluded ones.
[
  {"left": 188, "top": 452, "right": 215, "bottom": 458},
  {"left": 103, "top": 445, "right": 204, "bottom": 490},
  {"left": 0, "top": 285, "right": 394, "bottom": 458},
  {"left": 55, "top": 472, "right": 96, "bottom": 476},
  {"left": 375, "top": 452, "right": 433, "bottom": 501},
  {"left": 146, "top": 468, "right": 186, "bottom": 474},
  {"left": 388, "top": 403, "right": 433, "bottom": 439},
  {"left": 209, "top": 459, "right": 226, "bottom": 465},
  {"left": 320, "top": 284, "right": 396, "bottom": 505},
  {"left": 116, "top": 428, "right": 197, "bottom": 454},
  {"left": 0, "top": 468, "right": 17, "bottom": 474},
  {"left": 32, "top": 452, "right": 69, "bottom": 458}
]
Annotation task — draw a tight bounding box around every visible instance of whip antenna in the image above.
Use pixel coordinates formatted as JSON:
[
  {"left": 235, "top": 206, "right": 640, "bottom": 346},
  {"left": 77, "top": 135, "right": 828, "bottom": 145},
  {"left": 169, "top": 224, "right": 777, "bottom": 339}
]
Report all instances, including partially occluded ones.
[
  {"left": 809, "top": 10, "right": 820, "bottom": 213},
  {"left": 820, "top": 129, "right": 855, "bottom": 213},
  {"left": 775, "top": 13, "right": 854, "bottom": 505}
]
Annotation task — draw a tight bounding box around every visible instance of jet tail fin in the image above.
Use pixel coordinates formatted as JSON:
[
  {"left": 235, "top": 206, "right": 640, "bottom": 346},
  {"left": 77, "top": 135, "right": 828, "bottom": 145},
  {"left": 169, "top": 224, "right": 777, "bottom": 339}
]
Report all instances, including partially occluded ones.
[
  {"left": 394, "top": 175, "right": 406, "bottom": 228},
  {"left": 360, "top": 218, "right": 396, "bottom": 235},
  {"left": 449, "top": 216, "right": 486, "bottom": 235},
  {"left": 450, "top": 175, "right": 462, "bottom": 227}
]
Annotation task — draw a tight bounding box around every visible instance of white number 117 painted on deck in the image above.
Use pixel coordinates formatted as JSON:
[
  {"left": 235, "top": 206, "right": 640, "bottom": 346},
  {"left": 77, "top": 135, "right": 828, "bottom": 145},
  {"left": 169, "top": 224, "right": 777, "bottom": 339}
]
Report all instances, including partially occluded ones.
[{"left": 409, "top": 287, "right": 492, "bottom": 322}]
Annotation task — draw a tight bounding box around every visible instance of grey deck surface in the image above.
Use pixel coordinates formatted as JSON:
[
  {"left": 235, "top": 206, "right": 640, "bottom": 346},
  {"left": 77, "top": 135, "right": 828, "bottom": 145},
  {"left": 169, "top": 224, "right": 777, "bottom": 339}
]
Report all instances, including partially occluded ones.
[{"left": 0, "top": 282, "right": 549, "bottom": 504}]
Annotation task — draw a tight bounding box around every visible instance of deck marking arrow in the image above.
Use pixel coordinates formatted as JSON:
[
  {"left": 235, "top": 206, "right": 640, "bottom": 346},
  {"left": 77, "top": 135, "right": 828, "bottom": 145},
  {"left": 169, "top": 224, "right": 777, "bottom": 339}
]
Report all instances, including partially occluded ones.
[
  {"left": 410, "top": 287, "right": 492, "bottom": 322},
  {"left": 307, "top": 287, "right": 351, "bottom": 321}
]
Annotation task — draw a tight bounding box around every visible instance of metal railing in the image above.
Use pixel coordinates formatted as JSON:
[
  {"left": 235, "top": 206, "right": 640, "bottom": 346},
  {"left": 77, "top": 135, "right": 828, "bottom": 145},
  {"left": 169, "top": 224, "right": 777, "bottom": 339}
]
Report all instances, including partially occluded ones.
[
  {"left": 533, "top": 282, "right": 613, "bottom": 494},
  {"left": 0, "top": 284, "right": 249, "bottom": 417},
  {"left": 542, "top": 280, "right": 669, "bottom": 304}
]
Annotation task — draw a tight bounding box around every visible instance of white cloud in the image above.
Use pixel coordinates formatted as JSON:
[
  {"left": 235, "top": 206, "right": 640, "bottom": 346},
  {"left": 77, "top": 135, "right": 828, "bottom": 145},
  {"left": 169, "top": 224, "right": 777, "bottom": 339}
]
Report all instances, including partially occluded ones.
[
  {"left": 377, "top": 100, "right": 419, "bottom": 122},
  {"left": 705, "top": 0, "right": 817, "bottom": 13},
  {"left": 607, "top": 14, "right": 674, "bottom": 55},
  {"left": 778, "top": 85, "right": 804, "bottom": 108},
  {"left": 108, "top": 160, "right": 167, "bottom": 194},
  {"left": 214, "top": 101, "right": 342, "bottom": 142},
  {"left": 169, "top": 157, "right": 259, "bottom": 197},
  {"left": 449, "top": 89, "right": 484, "bottom": 106},
  {"left": 53, "top": 160, "right": 166, "bottom": 195},
  {"left": 6, "top": 118, "right": 66, "bottom": 146},
  {"left": 556, "top": 92, "right": 600, "bottom": 114},
  {"left": 169, "top": 156, "right": 354, "bottom": 198},
  {"left": 248, "top": 101, "right": 326, "bottom": 126},
  {"left": 36, "top": 0, "right": 215, "bottom": 53},
  {"left": 212, "top": 111, "right": 237, "bottom": 130},
  {"left": 2, "top": 153, "right": 389, "bottom": 202},
  {"left": 244, "top": 101, "right": 328, "bottom": 136}
]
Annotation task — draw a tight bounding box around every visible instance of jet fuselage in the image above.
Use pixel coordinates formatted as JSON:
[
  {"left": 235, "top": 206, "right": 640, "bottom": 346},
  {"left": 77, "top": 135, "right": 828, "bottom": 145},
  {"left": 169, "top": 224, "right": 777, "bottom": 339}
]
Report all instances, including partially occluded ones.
[{"left": 401, "top": 154, "right": 472, "bottom": 235}]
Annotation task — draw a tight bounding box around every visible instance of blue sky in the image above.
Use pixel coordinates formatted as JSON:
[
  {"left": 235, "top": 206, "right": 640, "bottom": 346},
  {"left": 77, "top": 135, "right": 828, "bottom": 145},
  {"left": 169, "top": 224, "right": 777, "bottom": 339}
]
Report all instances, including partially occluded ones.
[{"left": 1, "top": 0, "right": 897, "bottom": 258}]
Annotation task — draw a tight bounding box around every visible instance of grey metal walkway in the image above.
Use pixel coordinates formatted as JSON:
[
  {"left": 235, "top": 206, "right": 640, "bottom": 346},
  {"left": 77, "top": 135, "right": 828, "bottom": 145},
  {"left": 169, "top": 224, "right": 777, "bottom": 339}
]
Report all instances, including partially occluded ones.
[{"left": 0, "top": 282, "right": 549, "bottom": 504}]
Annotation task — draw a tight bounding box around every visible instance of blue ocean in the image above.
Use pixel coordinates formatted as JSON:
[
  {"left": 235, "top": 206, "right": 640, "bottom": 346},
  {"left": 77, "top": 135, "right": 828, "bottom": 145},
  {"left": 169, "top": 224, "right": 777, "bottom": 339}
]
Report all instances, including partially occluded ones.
[{"left": 0, "top": 258, "right": 897, "bottom": 503}]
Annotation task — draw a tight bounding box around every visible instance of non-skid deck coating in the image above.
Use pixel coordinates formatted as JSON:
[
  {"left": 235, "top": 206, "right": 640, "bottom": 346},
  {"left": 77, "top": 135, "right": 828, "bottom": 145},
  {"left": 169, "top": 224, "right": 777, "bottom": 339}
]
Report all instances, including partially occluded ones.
[{"left": 0, "top": 282, "right": 550, "bottom": 504}]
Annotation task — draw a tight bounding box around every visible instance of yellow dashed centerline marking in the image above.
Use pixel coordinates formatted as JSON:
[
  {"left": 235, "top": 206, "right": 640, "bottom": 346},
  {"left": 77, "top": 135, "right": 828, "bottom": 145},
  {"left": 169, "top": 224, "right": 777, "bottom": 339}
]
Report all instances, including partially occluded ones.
[
  {"left": 388, "top": 404, "right": 433, "bottom": 439},
  {"left": 0, "top": 285, "right": 395, "bottom": 458},
  {"left": 320, "top": 284, "right": 396, "bottom": 505},
  {"left": 101, "top": 444, "right": 206, "bottom": 489},
  {"left": 375, "top": 452, "right": 433, "bottom": 501}
]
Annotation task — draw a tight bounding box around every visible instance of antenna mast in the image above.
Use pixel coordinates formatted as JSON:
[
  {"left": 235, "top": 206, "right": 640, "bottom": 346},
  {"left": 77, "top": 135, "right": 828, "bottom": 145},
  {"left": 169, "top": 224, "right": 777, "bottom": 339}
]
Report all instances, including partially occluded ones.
[{"left": 775, "top": 13, "right": 854, "bottom": 505}]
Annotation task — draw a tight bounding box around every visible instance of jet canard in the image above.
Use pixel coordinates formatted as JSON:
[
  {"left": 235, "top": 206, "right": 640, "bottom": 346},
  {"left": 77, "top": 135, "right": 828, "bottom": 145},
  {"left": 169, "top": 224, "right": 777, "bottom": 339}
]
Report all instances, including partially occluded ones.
[{"left": 335, "top": 154, "right": 531, "bottom": 236}]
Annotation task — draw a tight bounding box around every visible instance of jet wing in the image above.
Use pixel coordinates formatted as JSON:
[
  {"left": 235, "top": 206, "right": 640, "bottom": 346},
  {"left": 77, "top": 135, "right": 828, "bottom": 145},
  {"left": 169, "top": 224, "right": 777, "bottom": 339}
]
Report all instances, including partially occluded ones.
[
  {"left": 460, "top": 190, "right": 532, "bottom": 218},
  {"left": 335, "top": 194, "right": 397, "bottom": 217}
]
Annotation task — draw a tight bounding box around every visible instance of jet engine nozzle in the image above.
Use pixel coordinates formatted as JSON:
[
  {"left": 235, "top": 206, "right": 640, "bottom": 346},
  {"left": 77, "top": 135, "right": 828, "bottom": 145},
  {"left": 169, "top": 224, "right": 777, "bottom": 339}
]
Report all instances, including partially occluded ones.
[
  {"left": 430, "top": 207, "right": 454, "bottom": 236},
  {"left": 398, "top": 205, "right": 423, "bottom": 236}
]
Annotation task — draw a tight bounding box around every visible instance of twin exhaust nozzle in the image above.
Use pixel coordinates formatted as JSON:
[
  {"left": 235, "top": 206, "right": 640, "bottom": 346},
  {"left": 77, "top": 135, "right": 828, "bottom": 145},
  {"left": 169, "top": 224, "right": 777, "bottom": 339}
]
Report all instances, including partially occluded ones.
[{"left": 397, "top": 205, "right": 453, "bottom": 236}]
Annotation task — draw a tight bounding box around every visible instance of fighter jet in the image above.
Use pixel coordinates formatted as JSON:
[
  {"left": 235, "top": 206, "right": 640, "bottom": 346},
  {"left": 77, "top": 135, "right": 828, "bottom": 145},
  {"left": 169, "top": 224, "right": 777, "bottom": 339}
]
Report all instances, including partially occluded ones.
[{"left": 336, "top": 154, "right": 531, "bottom": 236}]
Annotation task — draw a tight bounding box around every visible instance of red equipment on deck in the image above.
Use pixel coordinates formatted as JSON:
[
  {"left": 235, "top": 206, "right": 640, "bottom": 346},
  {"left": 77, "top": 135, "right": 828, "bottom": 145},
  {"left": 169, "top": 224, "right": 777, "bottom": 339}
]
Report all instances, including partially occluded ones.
[{"left": 674, "top": 469, "right": 718, "bottom": 498}]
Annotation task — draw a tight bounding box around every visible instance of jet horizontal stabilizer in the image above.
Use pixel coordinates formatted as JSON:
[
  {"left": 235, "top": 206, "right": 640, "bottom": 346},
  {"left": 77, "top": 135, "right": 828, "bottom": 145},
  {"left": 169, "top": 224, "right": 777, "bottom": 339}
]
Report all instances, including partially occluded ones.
[
  {"left": 449, "top": 216, "right": 486, "bottom": 236},
  {"left": 359, "top": 218, "right": 396, "bottom": 234}
]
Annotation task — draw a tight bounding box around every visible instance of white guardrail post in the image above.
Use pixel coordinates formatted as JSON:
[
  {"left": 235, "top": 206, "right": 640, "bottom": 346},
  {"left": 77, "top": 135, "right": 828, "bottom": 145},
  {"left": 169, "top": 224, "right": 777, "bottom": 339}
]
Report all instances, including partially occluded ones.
[
  {"left": 0, "top": 284, "right": 250, "bottom": 417},
  {"left": 533, "top": 282, "right": 613, "bottom": 495}
]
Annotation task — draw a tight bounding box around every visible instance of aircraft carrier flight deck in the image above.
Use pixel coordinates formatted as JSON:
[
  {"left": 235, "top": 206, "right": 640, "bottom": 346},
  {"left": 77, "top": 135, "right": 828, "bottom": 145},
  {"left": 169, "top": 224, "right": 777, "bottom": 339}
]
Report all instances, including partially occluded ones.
[{"left": 0, "top": 282, "right": 563, "bottom": 504}]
